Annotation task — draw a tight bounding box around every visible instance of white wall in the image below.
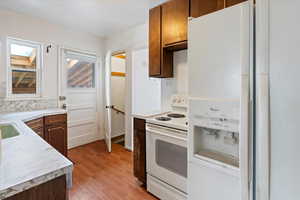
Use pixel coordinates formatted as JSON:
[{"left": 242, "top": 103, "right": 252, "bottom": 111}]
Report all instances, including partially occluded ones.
[
  {"left": 104, "top": 23, "right": 148, "bottom": 53},
  {"left": 161, "top": 50, "right": 188, "bottom": 111},
  {"left": 269, "top": 1, "right": 300, "bottom": 199},
  {"left": 149, "top": 0, "right": 168, "bottom": 8},
  {"left": 132, "top": 48, "right": 161, "bottom": 115},
  {"left": 111, "top": 56, "right": 126, "bottom": 138},
  {"left": 0, "top": 9, "right": 106, "bottom": 140}
]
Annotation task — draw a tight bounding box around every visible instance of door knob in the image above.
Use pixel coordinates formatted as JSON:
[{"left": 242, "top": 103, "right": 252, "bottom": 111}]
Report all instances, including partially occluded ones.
[
  {"left": 62, "top": 103, "right": 67, "bottom": 110},
  {"left": 59, "top": 96, "right": 66, "bottom": 101}
]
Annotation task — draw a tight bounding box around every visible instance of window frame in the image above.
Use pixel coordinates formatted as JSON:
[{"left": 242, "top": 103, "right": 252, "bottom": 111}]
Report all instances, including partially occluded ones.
[
  {"left": 6, "top": 37, "right": 43, "bottom": 99},
  {"left": 64, "top": 50, "right": 97, "bottom": 90}
]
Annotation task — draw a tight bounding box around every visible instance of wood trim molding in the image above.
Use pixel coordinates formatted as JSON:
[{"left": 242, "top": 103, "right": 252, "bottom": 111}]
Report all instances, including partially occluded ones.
[
  {"left": 255, "top": 0, "right": 270, "bottom": 199},
  {"left": 67, "top": 104, "right": 95, "bottom": 111},
  {"left": 114, "top": 54, "right": 126, "bottom": 59},
  {"left": 68, "top": 119, "right": 95, "bottom": 128},
  {"left": 111, "top": 72, "right": 126, "bottom": 77}
]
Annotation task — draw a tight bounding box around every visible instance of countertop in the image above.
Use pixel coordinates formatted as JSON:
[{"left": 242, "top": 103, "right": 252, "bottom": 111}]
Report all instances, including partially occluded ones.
[
  {"left": 132, "top": 110, "right": 167, "bottom": 120},
  {"left": 0, "top": 109, "right": 73, "bottom": 199}
]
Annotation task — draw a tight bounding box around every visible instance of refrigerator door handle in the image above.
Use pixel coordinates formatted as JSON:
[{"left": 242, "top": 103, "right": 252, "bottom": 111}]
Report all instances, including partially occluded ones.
[{"left": 240, "top": 75, "right": 250, "bottom": 200}]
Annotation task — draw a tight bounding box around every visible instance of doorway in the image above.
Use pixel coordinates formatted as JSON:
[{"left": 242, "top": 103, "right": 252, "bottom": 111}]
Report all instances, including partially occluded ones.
[
  {"left": 104, "top": 52, "right": 127, "bottom": 152},
  {"left": 59, "top": 48, "right": 99, "bottom": 148},
  {"left": 110, "top": 53, "right": 126, "bottom": 147}
]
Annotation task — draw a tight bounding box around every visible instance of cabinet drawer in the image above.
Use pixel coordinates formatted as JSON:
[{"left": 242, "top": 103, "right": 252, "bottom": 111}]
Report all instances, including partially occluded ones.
[
  {"left": 26, "top": 118, "right": 44, "bottom": 129},
  {"left": 45, "top": 114, "right": 67, "bottom": 125}
]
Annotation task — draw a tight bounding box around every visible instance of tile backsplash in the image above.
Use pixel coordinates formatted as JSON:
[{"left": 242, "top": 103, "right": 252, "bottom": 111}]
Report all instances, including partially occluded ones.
[{"left": 0, "top": 99, "right": 58, "bottom": 113}]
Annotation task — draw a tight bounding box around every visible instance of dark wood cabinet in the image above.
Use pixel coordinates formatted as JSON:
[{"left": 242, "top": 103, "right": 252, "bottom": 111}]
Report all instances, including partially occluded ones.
[
  {"left": 190, "top": 0, "right": 224, "bottom": 18},
  {"left": 45, "top": 114, "right": 68, "bottom": 157},
  {"left": 225, "top": 0, "right": 247, "bottom": 7},
  {"left": 149, "top": 6, "right": 162, "bottom": 77},
  {"left": 162, "top": 0, "right": 189, "bottom": 47},
  {"left": 190, "top": 0, "right": 247, "bottom": 18},
  {"left": 26, "top": 114, "right": 68, "bottom": 157},
  {"left": 133, "top": 118, "right": 146, "bottom": 185},
  {"left": 6, "top": 175, "right": 67, "bottom": 200},
  {"left": 45, "top": 124, "right": 67, "bottom": 157},
  {"left": 26, "top": 118, "right": 44, "bottom": 138},
  {"left": 149, "top": 0, "right": 189, "bottom": 78}
]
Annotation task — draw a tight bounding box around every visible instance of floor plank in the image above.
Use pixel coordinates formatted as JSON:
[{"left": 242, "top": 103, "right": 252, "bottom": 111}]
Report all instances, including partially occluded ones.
[{"left": 68, "top": 140, "right": 158, "bottom": 200}]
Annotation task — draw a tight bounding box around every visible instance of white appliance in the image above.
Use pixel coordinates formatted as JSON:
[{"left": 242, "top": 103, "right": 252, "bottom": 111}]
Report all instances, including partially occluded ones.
[
  {"left": 188, "top": 2, "right": 251, "bottom": 200},
  {"left": 146, "top": 95, "right": 188, "bottom": 200},
  {"left": 255, "top": 1, "right": 300, "bottom": 199}
]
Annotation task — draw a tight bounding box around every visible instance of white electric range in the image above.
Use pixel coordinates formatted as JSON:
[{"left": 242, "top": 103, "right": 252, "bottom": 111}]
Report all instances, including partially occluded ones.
[
  {"left": 146, "top": 95, "right": 188, "bottom": 200},
  {"left": 146, "top": 112, "right": 188, "bottom": 131}
]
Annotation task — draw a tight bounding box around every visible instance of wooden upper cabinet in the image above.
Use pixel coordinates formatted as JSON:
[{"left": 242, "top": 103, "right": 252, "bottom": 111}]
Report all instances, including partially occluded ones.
[
  {"left": 190, "top": 0, "right": 248, "bottom": 18},
  {"left": 148, "top": 0, "right": 189, "bottom": 78},
  {"left": 225, "top": 0, "right": 247, "bottom": 7},
  {"left": 161, "top": 0, "right": 189, "bottom": 47},
  {"left": 190, "top": 0, "right": 224, "bottom": 18},
  {"left": 149, "top": 5, "right": 162, "bottom": 77}
]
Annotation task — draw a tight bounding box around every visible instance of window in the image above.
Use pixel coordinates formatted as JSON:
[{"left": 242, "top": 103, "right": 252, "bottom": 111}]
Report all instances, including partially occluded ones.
[
  {"left": 7, "top": 38, "right": 42, "bottom": 97},
  {"left": 65, "top": 51, "right": 96, "bottom": 89}
]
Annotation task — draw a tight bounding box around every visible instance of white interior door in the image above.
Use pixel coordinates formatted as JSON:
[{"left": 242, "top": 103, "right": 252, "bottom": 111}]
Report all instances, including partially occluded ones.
[
  {"left": 104, "top": 51, "right": 112, "bottom": 152},
  {"left": 59, "top": 48, "right": 99, "bottom": 149}
]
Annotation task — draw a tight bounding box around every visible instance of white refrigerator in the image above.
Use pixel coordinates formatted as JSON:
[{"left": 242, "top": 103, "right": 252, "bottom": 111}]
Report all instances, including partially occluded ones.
[{"left": 187, "top": 2, "right": 252, "bottom": 200}]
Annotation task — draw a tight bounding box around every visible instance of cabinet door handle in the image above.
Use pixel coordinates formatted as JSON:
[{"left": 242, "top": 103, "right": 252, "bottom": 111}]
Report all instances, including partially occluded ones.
[
  {"left": 48, "top": 127, "right": 64, "bottom": 132},
  {"left": 209, "top": 107, "right": 220, "bottom": 112}
]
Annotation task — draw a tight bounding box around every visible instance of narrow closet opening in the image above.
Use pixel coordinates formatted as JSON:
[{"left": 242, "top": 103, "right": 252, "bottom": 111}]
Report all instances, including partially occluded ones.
[{"left": 110, "top": 52, "right": 126, "bottom": 147}]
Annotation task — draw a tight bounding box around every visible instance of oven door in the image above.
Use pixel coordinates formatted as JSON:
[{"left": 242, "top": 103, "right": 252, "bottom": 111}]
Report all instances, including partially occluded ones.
[{"left": 146, "top": 123, "right": 187, "bottom": 193}]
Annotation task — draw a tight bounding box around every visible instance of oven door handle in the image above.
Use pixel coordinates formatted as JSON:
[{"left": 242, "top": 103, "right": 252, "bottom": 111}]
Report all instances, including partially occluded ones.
[{"left": 146, "top": 126, "right": 187, "bottom": 142}]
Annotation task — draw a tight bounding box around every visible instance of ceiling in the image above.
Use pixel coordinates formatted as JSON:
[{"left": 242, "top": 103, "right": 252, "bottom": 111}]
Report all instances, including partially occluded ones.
[{"left": 0, "top": 0, "right": 167, "bottom": 37}]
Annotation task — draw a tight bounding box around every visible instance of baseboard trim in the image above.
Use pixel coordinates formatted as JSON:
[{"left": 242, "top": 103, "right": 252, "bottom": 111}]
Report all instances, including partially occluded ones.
[
  {"left": 112, "top": 131, "right": 125, "bottom": 138},
  {"left": 125, "top": 144, "right": 132, "bottom": 152},
  {"left": 68, "top": 133, "right": 103, "bottom": 149}
]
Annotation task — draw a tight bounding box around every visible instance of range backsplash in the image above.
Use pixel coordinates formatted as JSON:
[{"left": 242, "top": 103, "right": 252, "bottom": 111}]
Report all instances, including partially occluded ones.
[{"left": 0, "top": 99, "right": 58, "bottom": 113}]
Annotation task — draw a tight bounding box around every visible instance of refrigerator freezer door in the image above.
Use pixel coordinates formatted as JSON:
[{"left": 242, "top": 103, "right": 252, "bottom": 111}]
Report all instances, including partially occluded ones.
[
  {"left": 188, "top": 3, "right": 250, "bottom": 99},
  {"left": 189, "top": 162, "right": 240, "bottom": 200},
  {"left": 188, "top": 2, "right": 251, "bottom": 200}
]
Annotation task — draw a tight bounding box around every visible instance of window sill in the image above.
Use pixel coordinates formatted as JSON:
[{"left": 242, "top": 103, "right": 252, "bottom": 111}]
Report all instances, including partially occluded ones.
[{"left": 2, "top": 97, "right": 54, "bottom": 101}]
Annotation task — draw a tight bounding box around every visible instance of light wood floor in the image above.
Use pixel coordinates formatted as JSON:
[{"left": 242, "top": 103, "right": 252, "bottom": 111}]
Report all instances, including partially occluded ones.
[{"left": 68, "top": 140, "right": 158, "bottom": 200}]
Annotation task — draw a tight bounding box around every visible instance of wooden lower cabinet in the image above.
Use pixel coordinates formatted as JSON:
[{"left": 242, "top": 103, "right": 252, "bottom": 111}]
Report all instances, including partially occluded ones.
[
  {"left": 45, "top": 122, "right": 68, "bottom": 157},
  {"left": 5, "top": 175, "right": 67, "bottom": 200},
  {"left": 26, "top": 114, "right": 68, "bottom": 157},
  {"left": 26, "top": 118, "right": 44, "bottom": 138},
  {"left": 133, "top": 118, "right": 146, "bottom": 185}
]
